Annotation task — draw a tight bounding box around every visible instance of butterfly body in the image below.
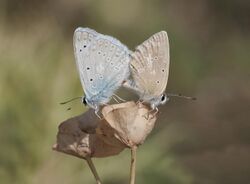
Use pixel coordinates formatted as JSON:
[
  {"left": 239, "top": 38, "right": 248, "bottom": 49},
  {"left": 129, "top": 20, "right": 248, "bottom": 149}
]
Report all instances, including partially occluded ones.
[{"left": 74, "top": 27, "right": 130, "bottom": 112}]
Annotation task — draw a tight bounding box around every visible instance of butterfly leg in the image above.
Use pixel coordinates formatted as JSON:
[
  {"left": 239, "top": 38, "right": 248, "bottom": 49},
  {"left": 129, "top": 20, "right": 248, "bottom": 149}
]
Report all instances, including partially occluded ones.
[
  {"left": 113, "top": 94, "right": 126, "bottom": 102},
  {"left": 94, "top": 106, "right": 103, "bottom": 120},
  {"left": 142, "top": 111, "right": 150, "bottom": 120},
  {"left": 142, "top": 105, "right": 152, "bottom": 120},
  {"left": 143, "top": 106, "right": 158, "bottom": 120},
  {"left": 150, "top": 107, "right": 159, "bottom": 119},
  {"left": 149, "top": 103, "right": 159, "bottom": 119},
  {"left": 137, "top": 99, "right": 146, "bottom": 109},
  {"left": 94, "top": 110, "right": 103, "bottom": 120},
  {"left": 112, "top": 96, "right": 120, "bottom": 103}
]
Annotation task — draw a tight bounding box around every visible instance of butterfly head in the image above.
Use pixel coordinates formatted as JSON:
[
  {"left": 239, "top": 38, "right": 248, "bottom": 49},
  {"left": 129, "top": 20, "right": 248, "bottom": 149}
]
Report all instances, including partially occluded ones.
[
  {"left": 81, "top": 96, "right": 101, "bottom": 110},
  {"left": 149, "top": 93, "right": 169, "bottom": 109}
]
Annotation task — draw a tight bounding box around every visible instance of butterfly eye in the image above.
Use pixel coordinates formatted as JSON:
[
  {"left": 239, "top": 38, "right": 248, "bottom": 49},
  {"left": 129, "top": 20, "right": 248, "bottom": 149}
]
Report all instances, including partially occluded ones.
[
  {"left": 157, "top": 81, "right": 160, "bottom": 84},
  {"left": 83, "top": 45, "right": 87, "bottom": 48},
  {"left": 160, "top": 94, "right": 168, "bottom": 105},
  {"left": 162, "top": 69, "right": 165, "bottom": 72},
  {"left": 86, "top": 67, "right": 90, "bottom": 70},
  {"left": 161, "top": 94, "right": 165, "bottom": 101},
  {"left": 82, "top": 97, "right": 87, "bottom": 105}
]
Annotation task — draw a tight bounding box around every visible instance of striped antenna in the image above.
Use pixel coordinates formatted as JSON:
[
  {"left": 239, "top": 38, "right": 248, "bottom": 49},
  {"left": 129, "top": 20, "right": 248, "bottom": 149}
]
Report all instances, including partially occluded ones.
[
  {"left": 167, "top": 93, "right": 196, "bottom": 100},
  {"left": 60, "top": 96, "right": 82, "bottom": 105}
]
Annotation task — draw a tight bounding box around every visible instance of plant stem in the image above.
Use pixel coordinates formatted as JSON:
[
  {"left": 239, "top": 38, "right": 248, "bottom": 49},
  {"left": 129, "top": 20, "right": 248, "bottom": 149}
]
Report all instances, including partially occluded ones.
[
  {"left": 129, "top": 146, "right": 137, "bottom": 184},
  {"left": 86, "top": 157, "right": 102, "bottom": 184}
]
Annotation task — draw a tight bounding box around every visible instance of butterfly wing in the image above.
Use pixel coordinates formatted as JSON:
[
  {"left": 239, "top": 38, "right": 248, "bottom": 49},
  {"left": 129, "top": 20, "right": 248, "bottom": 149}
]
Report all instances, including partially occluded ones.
[
  {"left": 128, "top": 31, "right": 170, "bottom": 101},
  {"left": 73, "top": 27, "right": 130, "bottom": 107},
  {"left": 73, "top": 28, "right": 98, "bottom": 99}
]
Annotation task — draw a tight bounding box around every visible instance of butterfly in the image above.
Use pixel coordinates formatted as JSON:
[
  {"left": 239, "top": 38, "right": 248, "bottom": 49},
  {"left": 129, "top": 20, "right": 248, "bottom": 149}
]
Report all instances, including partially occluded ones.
[
  {"left": 123, "top": 31, "right": 170, "bottom": 111},
  {"left": 73, "top": 27, "right": 130, "bottom": 115}
]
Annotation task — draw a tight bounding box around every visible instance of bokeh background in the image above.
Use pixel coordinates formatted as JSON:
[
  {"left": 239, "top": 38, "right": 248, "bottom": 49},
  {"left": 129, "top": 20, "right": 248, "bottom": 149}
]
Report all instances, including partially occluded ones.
[{"left": 1, "top": 0, "right": 250, "bottom": 184}]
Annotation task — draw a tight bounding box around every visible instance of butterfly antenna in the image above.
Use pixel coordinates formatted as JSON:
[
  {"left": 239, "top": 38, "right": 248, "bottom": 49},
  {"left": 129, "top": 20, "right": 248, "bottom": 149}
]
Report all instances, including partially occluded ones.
[
  {"left": 167, "top": 93, "right": 196, "bottom": 100},
  {"left": 60, "top": 96, "right": 82, "bottom": 105}
]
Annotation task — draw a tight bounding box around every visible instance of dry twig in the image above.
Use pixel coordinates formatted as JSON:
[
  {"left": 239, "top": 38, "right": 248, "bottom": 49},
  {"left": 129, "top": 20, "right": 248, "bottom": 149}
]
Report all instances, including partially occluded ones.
[
  {"left": 129, "top": 146, "right": 137, "bottom": 184},
  {"left": 86, "top": 157, "right": 102, "bottom": 184}
]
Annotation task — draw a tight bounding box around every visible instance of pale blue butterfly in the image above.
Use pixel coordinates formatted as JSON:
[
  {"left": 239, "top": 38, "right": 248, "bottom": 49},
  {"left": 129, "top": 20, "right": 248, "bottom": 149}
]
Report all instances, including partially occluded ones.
[{"left": 73, "top": 27, "right": 130, "bottom": 115}]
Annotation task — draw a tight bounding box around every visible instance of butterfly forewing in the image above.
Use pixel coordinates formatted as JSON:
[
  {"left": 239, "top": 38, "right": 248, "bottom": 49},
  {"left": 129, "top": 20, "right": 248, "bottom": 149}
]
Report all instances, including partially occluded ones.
[
  {"left": 130, "top": 31, "right": 169, "bottom": 99},
  {"left": 73, "top": 27, "right": 130, "bottom": 107},
  {"left": 74, "top": 28, "right": 98, "bottom": 97}
]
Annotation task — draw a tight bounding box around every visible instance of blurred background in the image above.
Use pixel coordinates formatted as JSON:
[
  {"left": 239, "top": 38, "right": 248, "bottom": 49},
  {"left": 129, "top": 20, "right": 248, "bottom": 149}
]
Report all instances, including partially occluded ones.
[{"left": 1, "top": 0, "right": 250, "bottom": 184}]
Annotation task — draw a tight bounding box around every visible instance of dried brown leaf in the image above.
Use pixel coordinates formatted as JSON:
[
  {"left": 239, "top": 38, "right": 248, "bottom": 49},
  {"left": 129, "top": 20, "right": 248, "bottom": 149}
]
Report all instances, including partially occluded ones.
[
  {"left": 53, "top": 109, "right": 125, "bottom": 158},
  {"left": 53, "top": 101, "right": 157, "bottom": 158},
  {"left": 101, "top": 101, "right": 157, "bottom": 147}
]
